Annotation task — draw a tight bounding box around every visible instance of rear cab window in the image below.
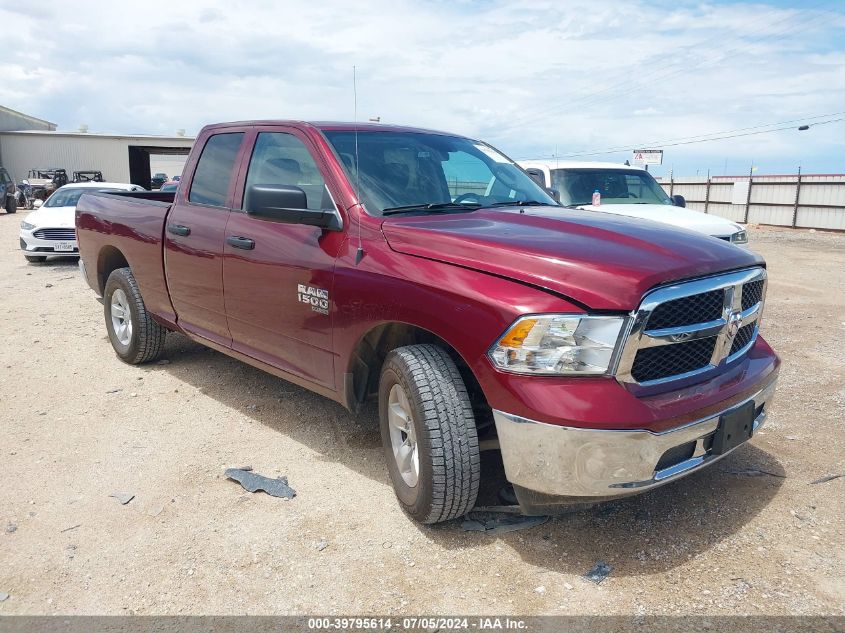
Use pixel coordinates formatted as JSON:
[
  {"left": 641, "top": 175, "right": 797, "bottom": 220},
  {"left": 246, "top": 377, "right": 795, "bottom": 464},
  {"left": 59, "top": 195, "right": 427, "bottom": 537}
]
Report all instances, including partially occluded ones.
[{"left": 189, "top": 133, "right": 245, "bottom": 206}]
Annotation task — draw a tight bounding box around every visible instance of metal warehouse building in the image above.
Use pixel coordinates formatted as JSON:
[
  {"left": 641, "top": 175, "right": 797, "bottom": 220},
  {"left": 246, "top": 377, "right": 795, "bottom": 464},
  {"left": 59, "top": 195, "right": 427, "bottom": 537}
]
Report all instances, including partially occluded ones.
[{"left": 0, "top": 129, "right": 195, "bottom": 188}]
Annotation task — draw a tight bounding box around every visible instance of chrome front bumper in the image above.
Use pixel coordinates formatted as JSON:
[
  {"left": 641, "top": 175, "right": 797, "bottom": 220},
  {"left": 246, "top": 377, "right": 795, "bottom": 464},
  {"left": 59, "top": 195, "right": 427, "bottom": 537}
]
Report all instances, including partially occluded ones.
[{"left": 493, "top": 379, "right": 776, "bottom": 501}]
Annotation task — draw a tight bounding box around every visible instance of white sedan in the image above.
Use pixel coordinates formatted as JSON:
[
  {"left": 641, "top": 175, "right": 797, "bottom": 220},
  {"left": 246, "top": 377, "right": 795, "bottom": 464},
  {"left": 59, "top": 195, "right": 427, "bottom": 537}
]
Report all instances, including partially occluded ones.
[{"left": 19, "top": 182, "right": 145, "bottom": 263}]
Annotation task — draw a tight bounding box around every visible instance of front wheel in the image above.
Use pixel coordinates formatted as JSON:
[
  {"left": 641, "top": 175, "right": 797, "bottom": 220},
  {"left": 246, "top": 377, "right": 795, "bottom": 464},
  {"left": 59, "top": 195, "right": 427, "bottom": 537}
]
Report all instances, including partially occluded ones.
[
  {"left": 5, "top": 196, "right": 16, "bottom": 214},
  {"left": 379, "top": 344, "right": 480, "bottom": 524},
  {"left": 104, "top": 267, "right": 167, "bottom": 364}
]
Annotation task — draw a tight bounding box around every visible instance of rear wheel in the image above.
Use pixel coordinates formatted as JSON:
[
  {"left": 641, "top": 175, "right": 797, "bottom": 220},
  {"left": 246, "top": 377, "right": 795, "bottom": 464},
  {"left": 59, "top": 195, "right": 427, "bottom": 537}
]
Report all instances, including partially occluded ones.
[
  {"left": 5, "top": 196, "right": 16, "bottom": 214},
  {"left": 104, "top": 267, "right": 167, "bottom": 364},
  {"left": 379, "top": 344, "right": 480, "bottom": 524}
]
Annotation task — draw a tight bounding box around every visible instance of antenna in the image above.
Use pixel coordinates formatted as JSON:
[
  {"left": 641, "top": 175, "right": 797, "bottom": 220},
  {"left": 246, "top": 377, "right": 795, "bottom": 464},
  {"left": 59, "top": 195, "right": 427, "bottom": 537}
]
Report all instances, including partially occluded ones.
[{"left": 353, "top": 66, "right": 364, "bottom": 265}]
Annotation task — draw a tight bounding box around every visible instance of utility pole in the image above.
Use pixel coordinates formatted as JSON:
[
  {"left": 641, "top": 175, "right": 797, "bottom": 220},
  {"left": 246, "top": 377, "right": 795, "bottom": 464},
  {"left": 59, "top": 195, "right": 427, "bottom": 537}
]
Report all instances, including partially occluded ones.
[
  {"left": 743, "top": 163, "right": 753, "bottom": 224},
  {"left": 791, "top": 166, "right": 802, "bottom": 228}
]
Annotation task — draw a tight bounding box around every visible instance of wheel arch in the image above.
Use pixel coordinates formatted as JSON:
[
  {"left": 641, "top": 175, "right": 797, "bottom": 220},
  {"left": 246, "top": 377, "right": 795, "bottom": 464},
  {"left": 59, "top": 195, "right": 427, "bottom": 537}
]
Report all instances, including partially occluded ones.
[
  {"left": 343, "top": 321, "right": 492, "bottom": 427},
  {"left": 96, "top": 246, "right": 129, "bottom": 295}
]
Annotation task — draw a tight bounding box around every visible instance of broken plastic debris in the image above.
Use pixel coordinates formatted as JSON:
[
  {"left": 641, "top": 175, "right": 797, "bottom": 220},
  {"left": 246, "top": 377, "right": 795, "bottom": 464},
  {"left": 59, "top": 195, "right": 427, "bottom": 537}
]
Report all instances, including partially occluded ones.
[
  {"left": 584, "top": 561, "right": 613, "bottom": 584},
  {"left": 224, "top": 468, "right": 296, "bottom": 499},
  {"left": 461, "top": 509, "right": 548, "bottom": 535},
  {"left": 0, "top": 592, "right": 8, "bottom": 602},
  {"left": 109, "top": 492, "right": 135, "bottom": 505}
]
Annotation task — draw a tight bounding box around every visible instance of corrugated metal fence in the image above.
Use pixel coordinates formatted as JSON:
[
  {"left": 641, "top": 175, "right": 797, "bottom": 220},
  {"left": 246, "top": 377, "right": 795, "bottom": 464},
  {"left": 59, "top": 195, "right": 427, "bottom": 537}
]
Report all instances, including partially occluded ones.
[{"left": 657, "top": 172, "right": 845, "bottom": 231}]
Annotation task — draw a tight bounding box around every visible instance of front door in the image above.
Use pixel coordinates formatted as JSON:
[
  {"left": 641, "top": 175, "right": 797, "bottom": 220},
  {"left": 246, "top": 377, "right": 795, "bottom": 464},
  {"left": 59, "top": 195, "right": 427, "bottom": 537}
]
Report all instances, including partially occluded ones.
[
  {"left": 222, "top": 128, "right": 345, "bottom": 388},
  {"left": 164, "top": 131, "right": 245, "bottom": 346}
]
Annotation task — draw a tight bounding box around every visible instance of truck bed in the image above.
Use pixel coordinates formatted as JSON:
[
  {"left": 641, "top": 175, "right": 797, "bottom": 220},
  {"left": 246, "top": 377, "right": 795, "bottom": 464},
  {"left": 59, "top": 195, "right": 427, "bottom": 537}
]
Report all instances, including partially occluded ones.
[{"left": 76, "top": 191, "right": 177, "bottom": 327}]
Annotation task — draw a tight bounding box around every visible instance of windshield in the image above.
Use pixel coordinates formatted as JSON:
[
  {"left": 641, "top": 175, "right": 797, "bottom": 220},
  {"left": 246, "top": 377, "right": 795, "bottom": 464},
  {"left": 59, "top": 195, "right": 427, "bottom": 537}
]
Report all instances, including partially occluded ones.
[
  {"left": 322, "top": 130, "right": 556, "bottom": 216},
  {"left": 550, "top": 168, "right": 672, "bottom": 206},
  {"left": 44, "top": 188, "right": 126, "bottom": 208}
]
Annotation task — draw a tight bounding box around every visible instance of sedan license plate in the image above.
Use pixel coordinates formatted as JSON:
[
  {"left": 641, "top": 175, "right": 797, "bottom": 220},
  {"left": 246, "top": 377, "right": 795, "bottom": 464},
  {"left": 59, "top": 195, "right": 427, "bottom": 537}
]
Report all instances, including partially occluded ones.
[
  {"left": 712, "top": 400, "right": 755, "bottom": 455},
  {"left": 54, "top": 241, "right": 75, "bottom": 252}
]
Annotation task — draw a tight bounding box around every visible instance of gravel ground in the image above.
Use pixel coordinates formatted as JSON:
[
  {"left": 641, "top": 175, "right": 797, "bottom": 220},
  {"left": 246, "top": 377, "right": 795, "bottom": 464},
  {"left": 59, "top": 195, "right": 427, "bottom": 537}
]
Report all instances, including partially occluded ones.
[{"left": 0, "top": 218, "right": 842, "bottom": 616}]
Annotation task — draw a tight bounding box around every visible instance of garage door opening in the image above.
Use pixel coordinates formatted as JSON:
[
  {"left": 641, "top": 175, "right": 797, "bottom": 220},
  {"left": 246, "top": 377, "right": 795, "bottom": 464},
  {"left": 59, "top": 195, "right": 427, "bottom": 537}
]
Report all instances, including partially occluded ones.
[{"left": 128, "top": 145, "right": 191, "bottom": 189}]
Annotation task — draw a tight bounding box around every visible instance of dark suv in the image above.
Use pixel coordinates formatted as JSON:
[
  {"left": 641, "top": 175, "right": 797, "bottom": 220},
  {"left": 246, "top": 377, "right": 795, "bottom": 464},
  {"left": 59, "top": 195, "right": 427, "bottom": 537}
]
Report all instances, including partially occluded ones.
[{"left": 1, "top": 167, "right": 17, "bottom": 214}]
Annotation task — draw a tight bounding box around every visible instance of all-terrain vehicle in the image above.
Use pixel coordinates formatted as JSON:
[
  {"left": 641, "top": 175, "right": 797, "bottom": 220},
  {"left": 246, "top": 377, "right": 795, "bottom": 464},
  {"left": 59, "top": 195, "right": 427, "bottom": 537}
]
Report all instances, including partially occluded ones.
[
  {"left": 73, "top": 170, "right": 105, "bottom": 183},
  {"left": 27, "top": 168, "right": 69, "bottom": 202}
]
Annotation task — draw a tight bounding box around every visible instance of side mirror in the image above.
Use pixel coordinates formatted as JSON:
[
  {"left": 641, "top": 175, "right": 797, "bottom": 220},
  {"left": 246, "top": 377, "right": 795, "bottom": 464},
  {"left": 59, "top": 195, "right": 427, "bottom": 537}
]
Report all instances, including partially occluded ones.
[
  {"left": 245, "top": 184, "right": 340, "bottom": 230},
  {"left": 672, "top": 194, "right": 686, "bottom": 208},
  {"left": 546, "top": 188, "right": 561, "bottom": 203},
  {"left": 33, "top": 199, "right": 43, "bottom": 209}
]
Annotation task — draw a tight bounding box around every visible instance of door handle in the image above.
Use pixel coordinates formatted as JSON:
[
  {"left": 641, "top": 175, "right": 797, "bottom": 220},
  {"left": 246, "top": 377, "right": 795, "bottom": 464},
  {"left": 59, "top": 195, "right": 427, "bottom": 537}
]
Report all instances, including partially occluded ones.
[
  {"left": 167, "top": 224, "right": 191, "bottom": 236},
  {"left": 226, "top": 236, "right": 255, "bottom": 250}
]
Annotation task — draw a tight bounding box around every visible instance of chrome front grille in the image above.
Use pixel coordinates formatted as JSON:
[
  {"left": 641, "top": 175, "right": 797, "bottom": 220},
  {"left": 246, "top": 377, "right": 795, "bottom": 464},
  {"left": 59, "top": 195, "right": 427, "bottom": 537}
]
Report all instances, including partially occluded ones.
[
  {"left": 33, "top": 228, "right": 76, "bottom": 241},
  {"left": 616, "top": 268, "right": 767, "bottom": 387},
  {"left": 646, "top": 289, "right": 724, "bottom": 329},
  {"left": 631, "top": 335, "right": 719, "bottom": 383}
]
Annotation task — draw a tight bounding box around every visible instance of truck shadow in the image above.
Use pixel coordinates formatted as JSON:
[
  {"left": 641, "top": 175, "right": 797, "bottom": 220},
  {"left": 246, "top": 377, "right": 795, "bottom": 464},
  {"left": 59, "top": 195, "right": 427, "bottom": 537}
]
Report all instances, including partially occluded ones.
[
  {"left": 154, "top": 333, "right": 785, "bottom": 577},
  {"left": 429, "top": 443, "right": 786, "bottom": 578}
]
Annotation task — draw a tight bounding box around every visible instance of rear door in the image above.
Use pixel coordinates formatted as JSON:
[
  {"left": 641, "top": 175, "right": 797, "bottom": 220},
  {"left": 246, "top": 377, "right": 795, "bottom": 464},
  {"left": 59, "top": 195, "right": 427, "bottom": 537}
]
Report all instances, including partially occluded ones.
[
  {"left": 164, "top": 130, "right": 246, "bottom": 347},
  {"left": 222, "top": 127, "right": 345, "bottom": 388}
]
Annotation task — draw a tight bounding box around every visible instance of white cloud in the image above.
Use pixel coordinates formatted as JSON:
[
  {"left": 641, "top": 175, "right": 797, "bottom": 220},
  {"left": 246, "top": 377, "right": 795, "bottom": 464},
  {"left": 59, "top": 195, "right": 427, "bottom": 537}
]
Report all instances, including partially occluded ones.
[{"left": 0, "top": 0, "right": 843, "bottom": 174}]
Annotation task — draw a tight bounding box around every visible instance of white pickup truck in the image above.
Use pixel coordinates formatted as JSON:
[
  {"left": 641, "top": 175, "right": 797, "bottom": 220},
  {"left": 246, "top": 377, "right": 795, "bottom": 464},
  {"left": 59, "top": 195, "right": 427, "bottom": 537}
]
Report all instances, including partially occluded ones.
[{"left": 518, "top": 160, "right": 748, "bottom": 246}]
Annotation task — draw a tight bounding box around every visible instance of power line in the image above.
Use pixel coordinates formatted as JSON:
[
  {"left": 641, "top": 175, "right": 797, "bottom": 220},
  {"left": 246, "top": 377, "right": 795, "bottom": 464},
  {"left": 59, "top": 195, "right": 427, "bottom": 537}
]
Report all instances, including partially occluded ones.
[
  {"left": 540, "top": 110, "right": 845, "bottom": 158},
  {"left": 552, "top": 116, "right": 845, "bottom": 158}
]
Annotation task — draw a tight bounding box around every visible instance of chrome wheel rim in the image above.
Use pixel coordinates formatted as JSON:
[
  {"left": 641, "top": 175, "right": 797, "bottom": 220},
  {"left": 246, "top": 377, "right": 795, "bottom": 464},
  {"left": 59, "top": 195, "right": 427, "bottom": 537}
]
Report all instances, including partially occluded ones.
[
  {"left": 110, "top": 288, "right": 133, "bottom": 346},
  {"left": 388, "top": 383, "right": 419, "bottom": 487}
]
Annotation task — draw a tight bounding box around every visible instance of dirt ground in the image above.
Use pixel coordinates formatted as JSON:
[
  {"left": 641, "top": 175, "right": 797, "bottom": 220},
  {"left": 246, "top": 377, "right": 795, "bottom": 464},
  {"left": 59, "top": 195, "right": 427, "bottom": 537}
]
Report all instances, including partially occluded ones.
[{"left": 0, "top": 218, "right": 842, "bottom": 617}]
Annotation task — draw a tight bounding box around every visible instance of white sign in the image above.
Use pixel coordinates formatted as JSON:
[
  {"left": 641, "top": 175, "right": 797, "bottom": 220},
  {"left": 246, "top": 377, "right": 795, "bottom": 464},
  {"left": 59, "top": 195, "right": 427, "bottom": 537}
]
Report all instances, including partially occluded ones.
[{"left": 632, "top": 149, "right": 663, "bottom": 166}]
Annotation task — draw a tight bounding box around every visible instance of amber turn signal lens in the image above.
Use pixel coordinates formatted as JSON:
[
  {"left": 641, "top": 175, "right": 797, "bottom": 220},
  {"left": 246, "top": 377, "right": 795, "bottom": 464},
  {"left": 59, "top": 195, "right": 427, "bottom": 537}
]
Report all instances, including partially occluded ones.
[{"left": 498, "top": 318, "right": 538, "bottom": 347}]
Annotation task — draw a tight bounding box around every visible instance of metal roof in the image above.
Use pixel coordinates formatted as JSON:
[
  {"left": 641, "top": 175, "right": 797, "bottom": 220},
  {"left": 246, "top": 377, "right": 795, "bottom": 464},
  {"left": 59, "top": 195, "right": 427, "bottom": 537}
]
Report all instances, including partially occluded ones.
[
  {"left": 0, "top": 129, "right": 195, "bottom": 142},
  {"left": 0, "top": 105, "right": 57, "bottom": 130}
]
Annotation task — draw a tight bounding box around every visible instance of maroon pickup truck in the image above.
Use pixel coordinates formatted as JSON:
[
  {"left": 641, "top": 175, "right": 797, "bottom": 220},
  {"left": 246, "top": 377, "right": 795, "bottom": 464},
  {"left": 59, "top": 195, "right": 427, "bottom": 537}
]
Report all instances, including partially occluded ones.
[{"left": 76, "top": 121, "right": 779, "bottom": 523}]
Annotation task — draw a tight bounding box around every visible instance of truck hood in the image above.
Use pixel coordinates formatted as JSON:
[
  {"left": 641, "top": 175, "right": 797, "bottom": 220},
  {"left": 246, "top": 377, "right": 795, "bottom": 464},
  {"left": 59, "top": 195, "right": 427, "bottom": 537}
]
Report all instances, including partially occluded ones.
[
  {"left": 579, "top": 203, "right": 743, "bottom": 238},
  {"left": 381, "top": 207, "right": 763, "bottom": 311}
]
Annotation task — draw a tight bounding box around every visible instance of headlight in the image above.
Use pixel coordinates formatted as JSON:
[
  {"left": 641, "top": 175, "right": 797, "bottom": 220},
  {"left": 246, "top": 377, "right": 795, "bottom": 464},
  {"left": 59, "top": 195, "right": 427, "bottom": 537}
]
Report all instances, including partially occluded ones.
[
  {"left": 731, "top": 230, "right": 748, "bottom": 244},
  {"left": 489, "top": 314, "right": 627, "bottom": 375},
  {"left": 20, "top": 221, "right": 36, "bottom": 231}
]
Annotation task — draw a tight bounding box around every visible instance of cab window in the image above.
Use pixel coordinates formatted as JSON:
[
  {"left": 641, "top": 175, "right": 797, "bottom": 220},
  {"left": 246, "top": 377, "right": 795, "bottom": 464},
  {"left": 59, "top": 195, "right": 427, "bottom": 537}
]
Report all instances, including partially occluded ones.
[
  {"left": 189, "top": 132, "right": 244, "bottom": 207},
  {"left": 243, "top": 132, "right": 331, "bottom": 211}
]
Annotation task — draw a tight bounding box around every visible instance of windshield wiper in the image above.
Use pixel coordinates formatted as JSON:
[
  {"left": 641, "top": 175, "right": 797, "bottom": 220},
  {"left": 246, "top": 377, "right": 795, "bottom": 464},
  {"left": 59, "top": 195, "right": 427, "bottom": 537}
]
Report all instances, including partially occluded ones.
[
  {"left": 382, "top": 202, "right": 481, "bottom": 216},
  {"left": 487, "top": 200, "right": 558, "bottom": 208}
]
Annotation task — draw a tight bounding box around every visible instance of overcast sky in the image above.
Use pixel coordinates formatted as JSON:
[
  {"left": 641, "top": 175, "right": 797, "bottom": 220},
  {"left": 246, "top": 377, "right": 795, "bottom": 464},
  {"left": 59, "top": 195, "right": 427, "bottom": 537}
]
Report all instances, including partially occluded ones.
[{"left": 3, "top": 0, "right": 844, "bottom": 176}]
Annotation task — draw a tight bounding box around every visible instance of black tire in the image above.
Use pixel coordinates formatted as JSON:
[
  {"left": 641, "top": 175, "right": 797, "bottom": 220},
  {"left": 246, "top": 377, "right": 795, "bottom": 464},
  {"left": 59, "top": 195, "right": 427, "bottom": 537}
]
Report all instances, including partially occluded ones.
[
  {"left": 104, "top": 267, "right": 167, "bottom": 364},
  {"left": 6, "top": 196, "right": 16, "bottom": 214},
  {"left": 24, "top": 255, "right": 46, "bottom": 264},
  {"left": 379, "top": 344, "right": 480, "bottom": 524}
]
